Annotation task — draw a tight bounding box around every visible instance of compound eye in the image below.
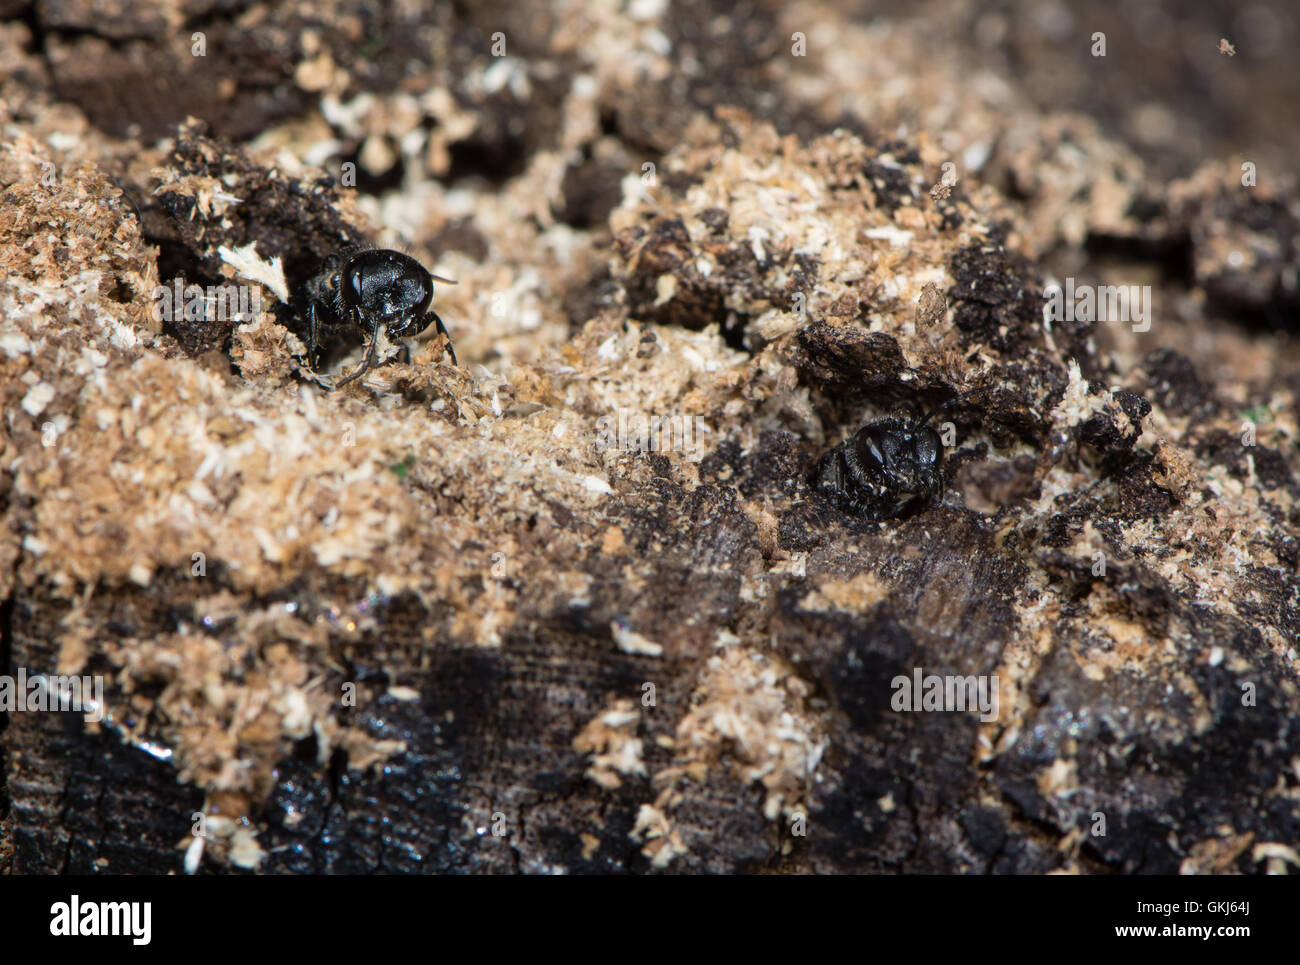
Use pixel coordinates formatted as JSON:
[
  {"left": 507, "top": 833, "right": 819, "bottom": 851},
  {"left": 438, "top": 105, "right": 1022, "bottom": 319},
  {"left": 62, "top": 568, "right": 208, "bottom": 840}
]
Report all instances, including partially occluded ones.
[
  {"left": 854, "top": 428, "right": 888, "bottom": 471},
  {"left": 915, "top": 429, "right": 939, "bottom": 464},
  {"left": 347, "top": 263, "right": 367, "bottom": 299},
  {"left": 410, "top": 273, "right": 433, "bottom": 315}
]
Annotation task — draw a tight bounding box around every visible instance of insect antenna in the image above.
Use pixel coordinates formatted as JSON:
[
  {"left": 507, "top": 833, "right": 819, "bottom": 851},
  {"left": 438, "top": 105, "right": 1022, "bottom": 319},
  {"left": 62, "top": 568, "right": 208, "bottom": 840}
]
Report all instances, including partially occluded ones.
[{"left": 916, "top": 390, "right": 971, "bottom": 427}]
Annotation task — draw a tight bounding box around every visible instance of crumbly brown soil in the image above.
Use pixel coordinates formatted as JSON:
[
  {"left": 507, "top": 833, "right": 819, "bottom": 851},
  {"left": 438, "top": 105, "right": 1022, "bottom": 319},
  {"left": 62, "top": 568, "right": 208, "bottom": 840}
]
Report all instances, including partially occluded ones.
[{"left": 1, "top": 0, "right": 1298, "bottom": 874}]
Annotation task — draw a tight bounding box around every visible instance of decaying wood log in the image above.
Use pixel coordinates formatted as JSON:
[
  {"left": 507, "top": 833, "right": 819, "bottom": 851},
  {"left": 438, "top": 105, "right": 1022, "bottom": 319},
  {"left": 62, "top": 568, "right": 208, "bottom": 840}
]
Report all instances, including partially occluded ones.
[{"left": 2, "top": 0, "right": 1297, "bottom": 876}]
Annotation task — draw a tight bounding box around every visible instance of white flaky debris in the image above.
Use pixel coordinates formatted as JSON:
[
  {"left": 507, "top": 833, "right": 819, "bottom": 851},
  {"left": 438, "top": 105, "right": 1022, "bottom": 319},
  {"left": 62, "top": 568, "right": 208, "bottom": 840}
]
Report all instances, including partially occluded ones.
[
  {"left": 1051, "top": 358, "right": 1111, "bottom": 430},
  {"left": 1, "top": 330, "right": 32, "bottom": 356},
  {"left": 611, "top": 621, "right": 663, "bottom": 656},
  {"left": 862, "top": 225, "right": 913, "bottom": 248},
  {"left": 21, "top": 381, "right": 55, "bottom": 416},
  {"left": 183, "top": 833, "right": 205, "bottom": 875},
  {"left": 228, "top": 828, "right": 266, "bottom": 869},
  {"left": 218, "top": 243, "right": 290, "bottom": 302}
]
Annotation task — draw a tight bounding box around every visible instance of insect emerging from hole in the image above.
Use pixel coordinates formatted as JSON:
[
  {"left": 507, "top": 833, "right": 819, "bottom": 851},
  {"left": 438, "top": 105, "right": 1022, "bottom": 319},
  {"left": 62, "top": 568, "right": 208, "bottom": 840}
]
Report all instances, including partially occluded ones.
[
  {"left": 814, "top": 395, "right": 966, "bottom": 520},
  {"left": 301, "top": 247, "right": 457, "bottom": 388}
]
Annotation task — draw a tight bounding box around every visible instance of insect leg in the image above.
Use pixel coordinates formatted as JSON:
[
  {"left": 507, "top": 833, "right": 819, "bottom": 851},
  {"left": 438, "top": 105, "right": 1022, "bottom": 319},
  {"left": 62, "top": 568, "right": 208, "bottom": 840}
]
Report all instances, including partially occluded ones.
[
  {"left": 428, "top": 310, "right": 458, "bottom": 366},
  {"left": 307, "top": 300, "right": 321, "bottom": 369}
]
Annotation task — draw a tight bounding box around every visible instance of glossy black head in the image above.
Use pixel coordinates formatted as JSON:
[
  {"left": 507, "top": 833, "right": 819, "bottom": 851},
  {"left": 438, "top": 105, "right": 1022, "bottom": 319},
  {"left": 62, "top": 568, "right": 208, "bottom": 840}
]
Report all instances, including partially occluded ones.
[
  {"left": 342, "top": 249, "right": 433, "bottom": 338},
  {"left": 851, "top": 420, "right": 942, "bottom": 491}
]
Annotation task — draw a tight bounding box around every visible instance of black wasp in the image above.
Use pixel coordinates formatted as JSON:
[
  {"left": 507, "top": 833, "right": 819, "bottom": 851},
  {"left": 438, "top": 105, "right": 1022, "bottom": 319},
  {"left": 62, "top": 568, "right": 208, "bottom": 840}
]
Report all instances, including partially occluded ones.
[
  {"left": 814, "top": 395, "right": 967, "bottom": 520},
  {"left": 301, "top": 247, "right": 457, "bottom": 388}
]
